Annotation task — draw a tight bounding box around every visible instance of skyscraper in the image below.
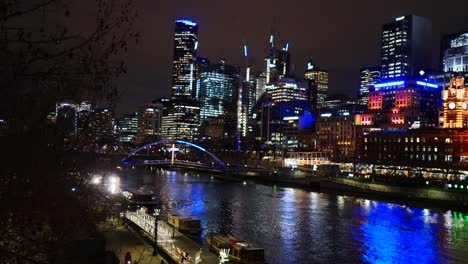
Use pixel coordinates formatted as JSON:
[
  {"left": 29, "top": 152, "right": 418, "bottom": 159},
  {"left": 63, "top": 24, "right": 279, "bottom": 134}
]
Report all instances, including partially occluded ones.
[
  {"left": 265, "top": 35, "right": 290, "bottom": 84},
  {"left": 304, "top": 60, "right": 329, "bottom": 109},
  {"left": 172, "top": 19, "right": 198, "bottom": 99},
  {"left": 442, "top": 32, "right": 468, "bottom": 73},
  {"left": 358, "top": 66, "right": 381, "bottom": 107},
  {"left": 163, "top": 19, "right": 201, "bottom": 141},
  {"left": 380, "top": 15, "right": 432, "bottom": 79},
  {"left": 117, "top": 113, "right": 138, "bottom": 145},
  {"left": 196, "top": 60, "right": 238, "bottom": 122},
  {"left": 89, "top": 108, "right": 115, "bottom": 146},
  {"left": 136, "top": 104, "right": 162, "bottom": 145}
]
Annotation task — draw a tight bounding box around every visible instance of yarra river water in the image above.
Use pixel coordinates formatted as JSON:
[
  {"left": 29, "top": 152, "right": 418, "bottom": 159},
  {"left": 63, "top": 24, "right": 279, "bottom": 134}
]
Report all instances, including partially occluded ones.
[{"left": 125, "top": 169, "right": 468, "bottom": 264}]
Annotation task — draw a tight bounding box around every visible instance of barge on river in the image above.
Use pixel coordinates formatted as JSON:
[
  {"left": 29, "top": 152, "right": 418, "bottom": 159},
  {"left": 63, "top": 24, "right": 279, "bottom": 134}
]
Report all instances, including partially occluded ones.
[
  {"left": 206, "top": 234, "right": 265, "bottom": 264},
  {"left": 167, "top": 212, "right": 202, "bottom": 236}
]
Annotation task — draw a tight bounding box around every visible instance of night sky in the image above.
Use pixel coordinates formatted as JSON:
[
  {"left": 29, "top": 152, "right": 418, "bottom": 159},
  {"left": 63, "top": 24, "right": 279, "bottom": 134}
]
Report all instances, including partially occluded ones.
[{"left": 116, "top": 0, "right": 468, "bottom": 115}]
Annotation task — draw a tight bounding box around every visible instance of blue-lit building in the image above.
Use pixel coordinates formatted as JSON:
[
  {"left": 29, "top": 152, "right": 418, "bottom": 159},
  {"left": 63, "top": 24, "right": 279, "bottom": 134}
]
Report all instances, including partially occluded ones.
[
  {"left": 357, "top": 78, "right": 441, "bottom": 128},
  {"left": 258, "top": 78, "right": 314, "bottom": 151},
  {"left": 196, "top": 60, "right": 239, "bottom": 122},
  {"left": 381, "top": 15, "right": 432, "bottom": 79}
]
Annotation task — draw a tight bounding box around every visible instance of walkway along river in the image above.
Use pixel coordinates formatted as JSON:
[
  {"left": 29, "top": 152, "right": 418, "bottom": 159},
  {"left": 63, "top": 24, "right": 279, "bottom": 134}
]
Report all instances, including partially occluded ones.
[{"left": 123, "top": 168, "right": 468, "bottom": 264}]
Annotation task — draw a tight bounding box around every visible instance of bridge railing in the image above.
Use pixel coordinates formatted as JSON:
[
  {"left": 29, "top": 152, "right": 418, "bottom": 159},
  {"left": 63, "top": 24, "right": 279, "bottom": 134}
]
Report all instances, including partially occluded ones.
[{"left": 122, "top": 159, "right": 223, "bottom": 169}]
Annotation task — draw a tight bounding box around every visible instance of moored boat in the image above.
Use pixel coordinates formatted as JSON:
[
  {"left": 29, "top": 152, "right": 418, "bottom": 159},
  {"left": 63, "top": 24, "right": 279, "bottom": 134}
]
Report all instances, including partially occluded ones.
[
  {"left": 206, "top": 233, "right": 265, "bottom": 264},
  {"left": 167, "top": 212, "right": 202, "bottom": 235}
]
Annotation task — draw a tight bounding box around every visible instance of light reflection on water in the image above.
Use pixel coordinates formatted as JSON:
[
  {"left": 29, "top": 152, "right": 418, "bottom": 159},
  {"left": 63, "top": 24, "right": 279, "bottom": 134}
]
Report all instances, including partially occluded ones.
[{"left": 127, "top": 169, "right": 468, "bottom": 264}]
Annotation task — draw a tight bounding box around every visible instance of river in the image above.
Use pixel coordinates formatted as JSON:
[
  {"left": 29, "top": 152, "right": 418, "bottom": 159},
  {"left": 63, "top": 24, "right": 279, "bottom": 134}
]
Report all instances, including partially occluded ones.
[{"left": 124, "top": 168, "right": 468, "bottom": 264}]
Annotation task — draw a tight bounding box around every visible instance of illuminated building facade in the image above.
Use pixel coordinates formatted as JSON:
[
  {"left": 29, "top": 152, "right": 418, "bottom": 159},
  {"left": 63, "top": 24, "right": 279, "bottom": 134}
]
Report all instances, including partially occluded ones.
[
  {"left": 442, "top": 32, "right": 468, "bottom": 72},
  {"left": 305, "top": 61, "right": 329, "bottom": 109},
  {"left": 172, "top": 19, "right": 198, "bottom": 99},
  {"left": 117, "top": 113, "right": 138, "bottom": 145},
  {"left": 161, "top": 99, "right": 200, "bottom": 141},
  {"left": 361, "top": 129, "right": 468, "bottom": 171},
  {"left": 442, "top": 77, "right": 468, "bottom": 128},
  {"left": 265, "top": 78, "right": 308, "bottom": 104},
  {"left": 195, "top": 60, "right": 238, "bottom": 122},
  {"left": 381, "top": 15, "right": 432, "bottom": 79},
  {"left": 316, "top": 113, "right": 356, "bottom": 160},
  {"left": 136, "top": 103, "right": 162, "bottom": 145},
  {"left": 164, "top": 19, "right": 201, "bottom": 141},
  {"left": 357, "top": 79, "right": 441, "bottom": 128},
  {"left": 359, "top": 66, "right": 381, "bottom": 107}
]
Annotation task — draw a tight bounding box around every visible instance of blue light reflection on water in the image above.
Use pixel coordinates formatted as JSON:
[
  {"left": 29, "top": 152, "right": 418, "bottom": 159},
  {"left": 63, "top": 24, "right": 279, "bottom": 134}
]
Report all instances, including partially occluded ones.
[
  {"left": 352, "top": 201, "right": 443, "bottom": 264},
  {"left": 137, "top": 169, "right": 468, "bottom": 264}
]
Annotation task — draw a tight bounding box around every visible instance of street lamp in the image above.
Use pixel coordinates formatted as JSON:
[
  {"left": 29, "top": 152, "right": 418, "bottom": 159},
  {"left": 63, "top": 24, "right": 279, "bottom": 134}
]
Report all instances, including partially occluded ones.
[{"left": 153, "top": 208, "right": 161, "bottom": 256}]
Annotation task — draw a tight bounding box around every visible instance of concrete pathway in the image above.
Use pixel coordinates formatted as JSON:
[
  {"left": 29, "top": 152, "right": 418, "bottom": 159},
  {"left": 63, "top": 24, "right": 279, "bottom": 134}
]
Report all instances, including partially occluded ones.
[{"left": 103, "top": 223, "right": 165, "bottom": 264}]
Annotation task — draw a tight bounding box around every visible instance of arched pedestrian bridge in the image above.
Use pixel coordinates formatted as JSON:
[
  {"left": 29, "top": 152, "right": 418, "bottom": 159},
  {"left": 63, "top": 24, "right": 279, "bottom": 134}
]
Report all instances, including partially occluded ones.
[{"left": 121, "top": 139, "right": 226, "bottom": 169}]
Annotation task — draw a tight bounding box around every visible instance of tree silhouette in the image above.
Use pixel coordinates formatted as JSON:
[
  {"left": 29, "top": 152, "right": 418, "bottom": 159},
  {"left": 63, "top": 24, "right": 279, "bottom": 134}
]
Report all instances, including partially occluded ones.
[{"left": 0, "top": 0, "right": 137, "bottom": 263}]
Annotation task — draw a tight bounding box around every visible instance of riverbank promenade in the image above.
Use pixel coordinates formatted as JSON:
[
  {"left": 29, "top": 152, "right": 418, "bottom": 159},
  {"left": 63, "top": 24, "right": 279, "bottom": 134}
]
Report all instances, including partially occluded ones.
[{"left": 126, "top": 209, "right": 220, "bottom": 264}]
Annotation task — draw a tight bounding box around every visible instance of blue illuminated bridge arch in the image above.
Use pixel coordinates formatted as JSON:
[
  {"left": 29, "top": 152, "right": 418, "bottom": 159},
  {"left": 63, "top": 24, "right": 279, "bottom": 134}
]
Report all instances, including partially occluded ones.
[{"left": 121, "top": 140, "right": 226, "bottom": 168}]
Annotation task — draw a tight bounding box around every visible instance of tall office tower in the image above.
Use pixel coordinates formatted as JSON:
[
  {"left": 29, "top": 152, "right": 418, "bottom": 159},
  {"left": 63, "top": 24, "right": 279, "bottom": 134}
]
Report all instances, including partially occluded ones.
[
  {"left": 255, "top": 71, "right": 267, "bottom": 102},
  {"left": 76, "top": 101, "right": 92, "bottom": 136},
  {"left": 164, "top": 19, "right": 200, "bottom": 141},
  {"left": 89, "top": 108, "right": 115, "bottom": 145},
  {"left": 55, "top": 101, "right": 92, "bottom": 140},
  {"left": 265, "top": 35, "right": 290, "bottom": 84},
  {"left": 442, "top": 32, "right": 468, "bottom": 73},
  {"left": 56, "top": 101, "right": 78, "bottom": 139},
  {"left": 442, "top": 76, "right": 468, "bottom": 128},
  {"left": 172, "top": 19, "right": 198, "bottom": 99},
  {"left": 380, "top": 15, "right": 432, "bottom": 79},
  {"left": 136, "top": 103, "right": 162, "bottom": 145},
  {"left": 196, "top": 60, "right": 239, "bottom": 122},
  {"left": 358, "top": 66, "right": 381, "bottom": 107},
  {"left": 117, "top": 113, "right": 138, "bottom": 145},
  {"left": 244, "top": 66, "right": 257, "bottom": 117},
  {"left": 304, "top": 60, "right": 329, "bottom": 109},
  {"left": 194, "top": 57, "right": 209, "bottom": 96}
]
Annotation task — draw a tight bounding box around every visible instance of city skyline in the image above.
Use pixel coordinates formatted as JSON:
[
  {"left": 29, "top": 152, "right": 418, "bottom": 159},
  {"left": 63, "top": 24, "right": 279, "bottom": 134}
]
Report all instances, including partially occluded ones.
[{"left": 116, "top": 0, "right": 468, "bottom": 115}]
